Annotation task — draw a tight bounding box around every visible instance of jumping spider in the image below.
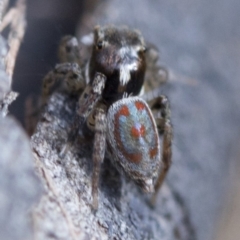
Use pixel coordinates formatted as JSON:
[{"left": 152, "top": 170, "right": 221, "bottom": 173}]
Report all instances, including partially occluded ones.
[{"left": 42, "top": 25, "right": 172, "bottom": 210}]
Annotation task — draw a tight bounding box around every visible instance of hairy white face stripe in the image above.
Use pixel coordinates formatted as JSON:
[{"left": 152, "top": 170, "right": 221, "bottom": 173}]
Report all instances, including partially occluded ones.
[
  {"left": 118, "top": 46, "right": 139, "bottom": 58},
  {"left": 118, "top": 46, "right": 139, "bottom": 86},
  {"left": 119, "top": 62, "right": 138, "bottom": 86}
]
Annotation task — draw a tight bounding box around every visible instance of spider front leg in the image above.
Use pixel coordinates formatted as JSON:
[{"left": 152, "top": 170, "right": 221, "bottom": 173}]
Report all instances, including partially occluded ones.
[
  {"left": 91, "top": 107, "right": 107, "bottom": 210},
  {"left": 144, "top": 44, "right": 168, "bottom": 93},
  {"left": 42, "top": 62, "right": 85, "bottom": 105},
  {"left": 150, "top": 95, "right": 173, "bottom": 205},
  {"left": 41, "top": 36, "right": 84, "bottom": 105},
  {"left": 60, "top": 73, "right": 106, "bottom": 157},
  {"left": 58, "top": 36, "right": 82, "bottom": 65}
]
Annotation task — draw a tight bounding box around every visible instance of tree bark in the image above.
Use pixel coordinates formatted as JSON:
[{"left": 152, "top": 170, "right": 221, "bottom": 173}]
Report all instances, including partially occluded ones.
[{"left": 31, "top": 92, "right": 193, "bottom": 240}]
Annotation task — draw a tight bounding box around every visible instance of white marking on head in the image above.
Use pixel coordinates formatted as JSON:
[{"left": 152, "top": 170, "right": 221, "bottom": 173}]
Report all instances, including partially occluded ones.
[
  {"left": 119, "top": 46, "right": 138, "bottom": 59},
  {"left": 119, "top": 46, "right": 139, "bottom": 86}
]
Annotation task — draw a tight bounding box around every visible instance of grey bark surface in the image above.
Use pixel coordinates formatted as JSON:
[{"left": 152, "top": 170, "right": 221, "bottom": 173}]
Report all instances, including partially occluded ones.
[
  {"left": 0, "top": 35, "right": 9, "bottom": 100},
  {"left": 31, "top": 92, "right": 193, "bottom": 240},
  {"left": 0, "top": 1, "right": 42, "bottom": 240},
  {"left": 0, "top": 114, "right": 42, "bottom": 240},
  {"left": 0, "top": 35, "right": 12, "bottom": 115}
]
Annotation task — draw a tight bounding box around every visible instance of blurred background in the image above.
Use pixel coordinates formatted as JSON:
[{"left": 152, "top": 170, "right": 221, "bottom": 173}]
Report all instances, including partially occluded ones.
[
  {"left": 9, "top": 0, "right": 240, "bottom": 239},
  {"left": 10, "top": 0, "right": 84, "bottom": 123}
]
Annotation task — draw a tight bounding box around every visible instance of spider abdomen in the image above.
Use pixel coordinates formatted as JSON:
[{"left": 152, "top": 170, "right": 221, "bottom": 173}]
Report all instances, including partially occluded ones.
[{"left": 107, "top": 97, "right": 161, "bottom": 192}]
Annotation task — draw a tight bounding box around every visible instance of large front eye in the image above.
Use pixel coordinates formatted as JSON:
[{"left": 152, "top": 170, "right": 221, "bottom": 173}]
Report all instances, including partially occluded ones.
[{"left": 96, "top": 40, "right": 103, "bottom": 50}]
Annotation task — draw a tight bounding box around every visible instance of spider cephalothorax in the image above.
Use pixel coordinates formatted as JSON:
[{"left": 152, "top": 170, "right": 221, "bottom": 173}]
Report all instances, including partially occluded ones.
[
  {"left": 89, "top": 26, "right": 146, "bottom": 105},
  {"left": 42, "top": 25, "right": 172, "bottom": 210}
]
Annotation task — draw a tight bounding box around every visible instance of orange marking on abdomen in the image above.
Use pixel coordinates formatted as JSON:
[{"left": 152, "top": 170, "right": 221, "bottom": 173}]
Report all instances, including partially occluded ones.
[
  {"left": 135, "top": 101, "right": 145, "bottom": 110},
  {"left": 119, "top": 105, "right": 130, "bottom": 116},
  {"left": 129, "top": 153, "right": 142, "bottom": 163},
  {"left": 131, "top": 124, "right": 146, "bottom": 138}
]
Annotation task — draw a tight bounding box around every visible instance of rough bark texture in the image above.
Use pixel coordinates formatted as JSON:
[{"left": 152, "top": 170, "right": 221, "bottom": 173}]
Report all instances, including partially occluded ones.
[
  {"left": 0, "top": 35, "right": 9, "bottom": 100},
  {"left": 0, "top": 35, "right": 12, "bottom": 115},
  {"left": 0, "top": 26, "right": 42, "bottom": 240},
  {"left": 31, "top": 92, "right": 193, "bottom": 240},
  {"left": 0, "top": 116, "right": 42, "bottom": 240},
  {"left": 0, "top": 2, "right": 42, "bottom": 240}
]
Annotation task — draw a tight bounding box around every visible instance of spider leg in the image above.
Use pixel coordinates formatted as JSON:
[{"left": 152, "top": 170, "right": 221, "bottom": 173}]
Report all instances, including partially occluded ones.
[
  {"left": 149, "top": 95, "right": 173, "bottom": 206},
  {"left": 91, "top": 107, "right": 107, "bottom": 210},
  {"left": 76, "top": 72, "right": 106, "bottom": 119},
  {"left": 60, "top": 72, "right": 106, "bottom": 157},
  {"left": 41, "top": 62, "right": 85, "bottom": 105},
  {"left": 58, "top": 35, "right": 82, "bottom": 65},
  {"left": 41, "top": 36, "right": 84, "bottom": 105},
  {"left": 144, "top": 44, "right": 168, "bottom": 93}
]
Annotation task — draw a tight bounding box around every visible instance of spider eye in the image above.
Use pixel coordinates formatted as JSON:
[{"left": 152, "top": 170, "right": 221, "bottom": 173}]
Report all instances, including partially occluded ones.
[{"left": 96, "top": 40, "right": 103, "bottom": 50}]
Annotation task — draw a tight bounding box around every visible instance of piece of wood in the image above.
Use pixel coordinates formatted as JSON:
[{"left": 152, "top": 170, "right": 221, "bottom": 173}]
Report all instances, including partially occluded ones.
[{"left": 31, "top": 92, "right": 193, "bottom": 240}]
